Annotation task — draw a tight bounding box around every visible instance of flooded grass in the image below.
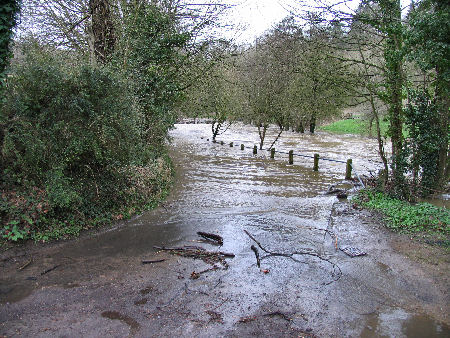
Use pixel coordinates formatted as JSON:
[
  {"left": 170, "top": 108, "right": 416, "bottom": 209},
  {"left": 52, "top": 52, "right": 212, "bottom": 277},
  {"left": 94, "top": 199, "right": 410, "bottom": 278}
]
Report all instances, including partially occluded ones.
[{"left": 353, "top": 189, "right": 450, "bottom": 236}]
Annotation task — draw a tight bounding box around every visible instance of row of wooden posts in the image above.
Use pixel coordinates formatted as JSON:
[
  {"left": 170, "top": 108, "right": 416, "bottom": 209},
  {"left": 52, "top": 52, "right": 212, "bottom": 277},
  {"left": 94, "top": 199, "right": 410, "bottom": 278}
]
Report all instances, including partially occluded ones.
[{"left": 213, "top": 139, "right": 353, "bottom": 180}]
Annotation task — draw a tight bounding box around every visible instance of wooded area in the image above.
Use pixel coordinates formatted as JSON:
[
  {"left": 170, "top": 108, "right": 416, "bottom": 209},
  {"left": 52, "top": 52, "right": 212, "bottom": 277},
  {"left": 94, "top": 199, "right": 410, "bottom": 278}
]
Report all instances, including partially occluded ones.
[
  {"left": 181, "top": 0, "right": 449, "bottom": 199},
  {"left": 0, "top": 0, "right": 448, "bottom": 242}
]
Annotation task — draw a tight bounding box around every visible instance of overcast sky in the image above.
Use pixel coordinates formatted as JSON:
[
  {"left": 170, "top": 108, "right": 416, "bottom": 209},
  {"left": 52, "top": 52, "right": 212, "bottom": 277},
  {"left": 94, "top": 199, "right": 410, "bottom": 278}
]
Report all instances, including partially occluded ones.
[
  {"left": 224, "top": 0, "right": 294, "bottom": 43},
  {"left": 218, "top": 0, "right": 412, "bottom": 44}
]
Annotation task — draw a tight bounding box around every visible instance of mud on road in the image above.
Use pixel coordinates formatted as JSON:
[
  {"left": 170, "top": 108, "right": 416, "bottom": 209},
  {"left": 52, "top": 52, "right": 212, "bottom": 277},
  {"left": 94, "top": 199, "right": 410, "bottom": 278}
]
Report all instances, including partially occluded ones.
[{"left": 1, "top": 124, "right": 449, "bottom": 337}]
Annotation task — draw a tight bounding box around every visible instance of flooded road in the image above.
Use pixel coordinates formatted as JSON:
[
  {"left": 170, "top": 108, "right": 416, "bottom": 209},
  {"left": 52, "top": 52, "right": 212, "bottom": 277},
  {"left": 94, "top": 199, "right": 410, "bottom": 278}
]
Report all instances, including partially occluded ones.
[{"left": 1, "top": 123, "right": 449, "bottom": 337}]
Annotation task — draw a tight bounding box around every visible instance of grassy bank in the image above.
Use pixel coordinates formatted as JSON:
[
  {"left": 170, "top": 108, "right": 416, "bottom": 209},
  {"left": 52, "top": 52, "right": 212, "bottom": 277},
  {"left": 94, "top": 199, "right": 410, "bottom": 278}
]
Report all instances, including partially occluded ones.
[
  {"left": 353, "top": 189, "right": 449, "bottom": 242},
  {"left": 319, "top": 118, "right": 389, "bottom": 136}
]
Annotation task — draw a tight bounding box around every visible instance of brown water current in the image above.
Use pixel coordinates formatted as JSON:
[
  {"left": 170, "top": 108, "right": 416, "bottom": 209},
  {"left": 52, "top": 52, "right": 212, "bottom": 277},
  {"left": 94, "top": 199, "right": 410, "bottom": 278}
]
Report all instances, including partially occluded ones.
[{"left": 0, "top": 123, "right": 448, "bottom": 337}]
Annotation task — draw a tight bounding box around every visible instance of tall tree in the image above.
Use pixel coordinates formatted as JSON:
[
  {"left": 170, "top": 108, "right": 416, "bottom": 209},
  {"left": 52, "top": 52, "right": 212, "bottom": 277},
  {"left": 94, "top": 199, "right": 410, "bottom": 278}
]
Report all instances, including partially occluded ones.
[
  {"left": 0, "top": 0, "right": 20, "bottom": 88},
  {"left": 404, "top": 0, "right": 450, "bottom": 192},
  {"left": 0, "top": 0, "right": 21, "bottom": 171}
]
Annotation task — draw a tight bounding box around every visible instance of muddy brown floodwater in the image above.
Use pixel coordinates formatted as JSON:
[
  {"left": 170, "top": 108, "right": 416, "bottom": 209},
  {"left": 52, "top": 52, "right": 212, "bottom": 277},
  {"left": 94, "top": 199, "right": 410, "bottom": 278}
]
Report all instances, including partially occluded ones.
[{"left": 1, "top": 123, "right": 449, "bottom": 337}]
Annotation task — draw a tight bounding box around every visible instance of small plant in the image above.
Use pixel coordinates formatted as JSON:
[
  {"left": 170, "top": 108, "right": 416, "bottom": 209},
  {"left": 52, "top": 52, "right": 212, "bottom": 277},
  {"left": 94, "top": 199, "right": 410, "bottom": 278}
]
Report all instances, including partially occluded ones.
[
  {"left": 353, "top": 189, "right": 450, "bottom": 235},
  {"left": 1, "top": 221, "right": 28, "bottom": 241}
]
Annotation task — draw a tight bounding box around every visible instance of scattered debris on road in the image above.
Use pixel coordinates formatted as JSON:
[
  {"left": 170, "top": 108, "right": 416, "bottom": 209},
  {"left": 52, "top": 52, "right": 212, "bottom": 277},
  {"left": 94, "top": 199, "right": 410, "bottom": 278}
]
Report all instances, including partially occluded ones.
[{"left": 340, "top": 247, "right": 367, "bottom": 257}]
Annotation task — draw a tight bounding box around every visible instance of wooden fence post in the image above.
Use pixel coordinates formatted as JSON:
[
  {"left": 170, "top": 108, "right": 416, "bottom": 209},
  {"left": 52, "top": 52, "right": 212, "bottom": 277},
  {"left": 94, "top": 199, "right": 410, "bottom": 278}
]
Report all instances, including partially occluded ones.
[
  {"left": 289, "top": 150, "right": 294, "bottom": 164},
  {"left": 253, "top": 145, "right": 257, "bottom": 155},
  {"left": 230, "top": 142, "right": 233, "bottom": 147},
  {"left": 314, "top": 154, "right": 319, "bottom": 171},
  {"left": 271, "top": 148, "right": 275, "bottom": 159},
  {"left": 241, "top": 144, "right": 245, "bottom": 150},
  {"left": 346, "top": 159, "right": 352, "bottom": 179}
]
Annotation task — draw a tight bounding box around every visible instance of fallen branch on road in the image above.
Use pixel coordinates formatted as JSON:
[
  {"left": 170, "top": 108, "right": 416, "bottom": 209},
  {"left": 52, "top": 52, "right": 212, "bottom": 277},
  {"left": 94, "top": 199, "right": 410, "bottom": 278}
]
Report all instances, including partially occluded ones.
[
  {"left": 250, "top": 245, "right": 260, "bottom": 268},
  {"left": 243, "top": 230, "right": 342, "bottom": 284},
  {"left": 153, "top": 246, "right": 234, "bottom": 269},
  {"left": 197, "top": 232, "right": 224, "bottom": 245}
]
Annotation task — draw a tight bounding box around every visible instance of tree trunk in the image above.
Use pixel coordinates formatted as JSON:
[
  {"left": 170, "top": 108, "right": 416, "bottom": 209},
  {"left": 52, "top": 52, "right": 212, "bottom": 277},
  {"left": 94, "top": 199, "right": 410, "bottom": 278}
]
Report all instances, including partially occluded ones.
[
  {"left": 89, "top": 0, "right": 116, "bottom": 64},
  {"left": 370, "top": 94, "right": 389, "bottom": 186},
  {"left": 257, "top": 124, "right": 268, "bottom": 150},
  {"left": 309, "top": 115, "right": 316, "bottom": 133},
  {"left": 212, "top": 121, "right": 221, "bottom": 141},
  {"left": 435, "top": 66, "right": 450, "bottom": 188},
  {"left": 384, "top": 0, "right": 404, "bottom": 184},
  {"left": 298, "top": 122, "right": 304, "bottom": 133}
]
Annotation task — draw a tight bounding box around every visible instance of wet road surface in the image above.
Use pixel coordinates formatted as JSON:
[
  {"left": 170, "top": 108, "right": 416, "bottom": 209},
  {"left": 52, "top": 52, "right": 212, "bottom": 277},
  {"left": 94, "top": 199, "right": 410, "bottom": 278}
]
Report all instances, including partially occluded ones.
[{"left": 1, "top": 123, "right": 449, "bottom": 337}]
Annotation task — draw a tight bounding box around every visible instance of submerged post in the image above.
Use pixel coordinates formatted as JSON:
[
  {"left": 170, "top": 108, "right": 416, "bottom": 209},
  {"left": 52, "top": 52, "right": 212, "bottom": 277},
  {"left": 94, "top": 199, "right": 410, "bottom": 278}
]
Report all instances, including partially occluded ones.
[
  {"left": 289, "top": 150, "right": 294, "bottom": 164},
  {"left": 220, "top": 140, "right": 224, "bottom": 145},
  {"left": 314, "top": 154, "right": 319, "bottom": 171},
  {"left": 271, "top": 148, "right": 275, "bottom": 159},
  {"left": 241, "top": 144, "right": 245, "bottom": 150},
  {"left": 253, "top": 145, "right": 257, "bottom": 155},
  {"left": 346, "top": 159, "right": 352, "bottom": 180},
  {"left": 230, "top": 142, "right": 233, "bottom": 147}
]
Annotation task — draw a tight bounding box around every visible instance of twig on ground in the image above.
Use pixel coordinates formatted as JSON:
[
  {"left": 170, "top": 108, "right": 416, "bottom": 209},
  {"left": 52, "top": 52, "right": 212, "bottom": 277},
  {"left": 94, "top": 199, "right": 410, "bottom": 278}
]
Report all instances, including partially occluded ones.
[
  {"left": 263, "top": 311, "right": 294, "bottom": 321},
  {"left": 41, "top": 264, "right": 61, "bottom": 276},
  {"left": 142, "top": 259, "right": 166, "bottom": 265},
  {"left": 18, "top": 257, "right": 33, "bottom": 271},
  {"left": 190, "top": 266, "right": 219, "bottom": 279}
]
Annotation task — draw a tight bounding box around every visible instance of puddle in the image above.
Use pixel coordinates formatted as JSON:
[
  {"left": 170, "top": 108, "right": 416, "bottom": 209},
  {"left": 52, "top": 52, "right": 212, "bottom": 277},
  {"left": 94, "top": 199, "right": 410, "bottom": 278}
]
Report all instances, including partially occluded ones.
[
  {"left": 0, "top": 282, "right": 34, "bottom": 304},
  {"left": 140, "top": 286, "right": 153, "bottom": 295},
  {"left": 101, "top": 311, "right": 140, "bottom": 336},
  {"left": 134, "top": 298, "right": 148, "bottom": 305},
  {"left": 361, "top": 308, "right": 450, "bottom": 337},
  {"left": 419, "top": 195, "right": 450, "bottom": 209}
]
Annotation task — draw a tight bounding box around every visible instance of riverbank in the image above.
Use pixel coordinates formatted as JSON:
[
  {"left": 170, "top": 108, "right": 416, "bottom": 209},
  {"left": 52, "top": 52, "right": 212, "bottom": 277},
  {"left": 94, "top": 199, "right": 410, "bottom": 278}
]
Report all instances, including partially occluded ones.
[{"left": 1, "top": 156, "right": 174, "bottom": 247}]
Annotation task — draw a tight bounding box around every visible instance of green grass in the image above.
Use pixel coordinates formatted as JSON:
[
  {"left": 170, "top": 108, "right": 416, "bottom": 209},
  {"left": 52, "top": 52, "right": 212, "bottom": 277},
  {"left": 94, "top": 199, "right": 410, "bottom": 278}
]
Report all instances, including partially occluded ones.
[
  {"left": 353, "top": 189, "right": 450, "bottom": 236},
  {"left": 319, "top": 118, "right": 389, "bottom": 136}
]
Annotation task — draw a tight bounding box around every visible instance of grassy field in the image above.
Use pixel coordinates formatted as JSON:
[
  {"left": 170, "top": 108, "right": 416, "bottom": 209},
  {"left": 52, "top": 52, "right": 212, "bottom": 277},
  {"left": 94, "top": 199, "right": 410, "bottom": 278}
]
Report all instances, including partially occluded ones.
[{"left": 319, "top": 118, "right": 389, "bottom": 136}]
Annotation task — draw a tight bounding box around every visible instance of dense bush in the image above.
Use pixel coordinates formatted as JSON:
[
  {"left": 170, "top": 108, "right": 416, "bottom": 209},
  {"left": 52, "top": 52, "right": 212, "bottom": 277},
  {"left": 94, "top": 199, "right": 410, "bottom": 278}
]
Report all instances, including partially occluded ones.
[{"left": 0, "top": 44, "right": 173, "bottom": 242}]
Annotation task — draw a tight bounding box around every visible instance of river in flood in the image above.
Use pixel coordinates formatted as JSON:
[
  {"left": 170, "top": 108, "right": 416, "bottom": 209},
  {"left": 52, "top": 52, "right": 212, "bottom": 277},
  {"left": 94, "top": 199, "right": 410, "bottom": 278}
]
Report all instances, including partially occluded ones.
[{"left": 1, "top": 123, "right": 448, "bottom": 337}]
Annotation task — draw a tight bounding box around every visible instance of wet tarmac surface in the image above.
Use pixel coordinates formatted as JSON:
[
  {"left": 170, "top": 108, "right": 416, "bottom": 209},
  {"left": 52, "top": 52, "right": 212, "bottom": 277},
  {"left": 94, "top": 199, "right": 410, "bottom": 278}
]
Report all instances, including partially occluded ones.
[{"left": 0, "top": 123, "right": 449, "bottom": 337}]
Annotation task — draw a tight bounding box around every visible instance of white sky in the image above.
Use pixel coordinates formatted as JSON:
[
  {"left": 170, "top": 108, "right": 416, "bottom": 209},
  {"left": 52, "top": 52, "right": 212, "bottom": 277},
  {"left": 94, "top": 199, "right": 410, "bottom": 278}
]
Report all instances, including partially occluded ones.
[
  {"left": 225, "top": 0, "right": 293, "bottom": 43},
  {"left": 219, "top": 0, "right": 412, "bottom": 44},
  {"left": 216, "top": 0, "right": 296, "bottom": 44}
]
